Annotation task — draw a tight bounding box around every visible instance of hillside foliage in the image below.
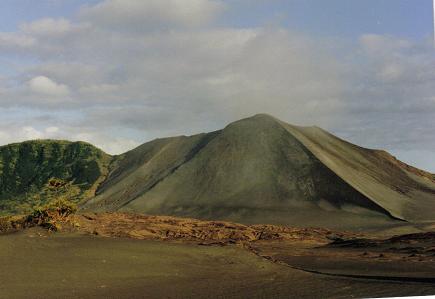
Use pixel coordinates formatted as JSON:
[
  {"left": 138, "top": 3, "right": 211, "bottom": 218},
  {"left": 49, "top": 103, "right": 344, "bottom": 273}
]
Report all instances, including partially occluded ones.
[{"left": 0, "top": 140, "right": 111, "bottom": 215}]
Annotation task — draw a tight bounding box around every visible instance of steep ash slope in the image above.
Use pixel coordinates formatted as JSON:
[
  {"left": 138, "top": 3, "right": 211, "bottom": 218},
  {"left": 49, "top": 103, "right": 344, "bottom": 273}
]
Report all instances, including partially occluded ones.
[
  {"left": 280, "top": 120, "right": 435, "bottom": 221},
  {"left": 83, "top": 114, "right": 435, "bottom": 224},
  {"left": 86, "top": 133, "right": 220, "bottom": 211}
]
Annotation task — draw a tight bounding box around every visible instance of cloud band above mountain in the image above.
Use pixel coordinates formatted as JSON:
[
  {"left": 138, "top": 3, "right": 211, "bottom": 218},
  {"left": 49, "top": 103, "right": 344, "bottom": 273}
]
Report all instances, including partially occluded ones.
[{"left": 0, "top": 0, "right": 433, "bottom": 171}]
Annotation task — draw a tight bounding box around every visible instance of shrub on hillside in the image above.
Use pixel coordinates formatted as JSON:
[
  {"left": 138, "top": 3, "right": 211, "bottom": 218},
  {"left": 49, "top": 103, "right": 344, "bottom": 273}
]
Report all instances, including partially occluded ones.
[
  {"left": 26, "top": 198, "right": 77, "bottom": 231},
  {"left": 0, "top": 215, "right": 26, "bottom": 233}
]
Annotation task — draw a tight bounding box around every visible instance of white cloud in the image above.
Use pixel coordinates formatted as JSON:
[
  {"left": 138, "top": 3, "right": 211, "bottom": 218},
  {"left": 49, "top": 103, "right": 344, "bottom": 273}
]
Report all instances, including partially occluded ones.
[
  {"left": 0, "top": 2, "right": 434, "bottom": 170},
  {"left": 20, "top": 18, "right": 77, "bottom": 36},
  {"left": 45, "top": 126, "right": 59, "bottom": 134},
  {"left": 0, "top": 125, "right": 58, "bottom": 144},
  {"left": 21, "top": 126, "right": 44, "bottom": 140},
  {"left": 359, "top": 34, "right": 412, "bottom": 55},
  {"left": 79, "top": 0, "right": 225, "bottom": 31},
  {"left": 28, "top": 76, "right": 70, "bottom": 97},
  {"left": 72, "top": 132, "right": 140, "bottom": 154},
  {"left": 0, "top": 119, "right": 138, "bottom": 155},
  {"left": 0, "top": 33, "right": 35, "bottom": 52},
  {"left": 377, "top": 63, "right": 403, "bottom": 82}
]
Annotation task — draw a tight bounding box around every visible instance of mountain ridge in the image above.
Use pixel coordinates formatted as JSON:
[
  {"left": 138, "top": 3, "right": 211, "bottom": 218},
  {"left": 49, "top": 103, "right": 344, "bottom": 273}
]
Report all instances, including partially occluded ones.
[
  {"left": 83, "top": 114, "right": 435, "bottom": 225},
  {"left": 0, "top": 114, "right": 434, "bottom": 227}
]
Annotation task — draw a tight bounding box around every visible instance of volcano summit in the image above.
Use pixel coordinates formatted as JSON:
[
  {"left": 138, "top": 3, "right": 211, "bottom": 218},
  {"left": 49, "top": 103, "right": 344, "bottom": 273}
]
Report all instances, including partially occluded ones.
[{"left": 1, "top": 114, "right": 434, "bottom": 228}]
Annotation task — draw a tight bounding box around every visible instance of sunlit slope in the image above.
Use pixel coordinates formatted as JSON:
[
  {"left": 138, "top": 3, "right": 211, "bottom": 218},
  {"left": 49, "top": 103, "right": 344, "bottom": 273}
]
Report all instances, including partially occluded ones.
[
  {"left": 85, "top": 133, "right": 220, "bottom": 211},
  {"left": 83, "top": 114, "right": 428, "bottom": 224},
  {"left": 279, "top": 119, "right": 435, "bottom": 221}
]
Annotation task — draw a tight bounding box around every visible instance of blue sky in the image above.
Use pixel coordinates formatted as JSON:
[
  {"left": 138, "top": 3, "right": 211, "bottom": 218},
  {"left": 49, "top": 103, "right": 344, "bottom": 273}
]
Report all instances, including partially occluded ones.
[
  {"left": 0, "top": 0, "right": 434, "bottom": 172},
  {"left": 221, "top": 0, "right": 433, "bottom": 39},
  {"left": 1, "top": 0, "right": 432, "bottom": 37}
]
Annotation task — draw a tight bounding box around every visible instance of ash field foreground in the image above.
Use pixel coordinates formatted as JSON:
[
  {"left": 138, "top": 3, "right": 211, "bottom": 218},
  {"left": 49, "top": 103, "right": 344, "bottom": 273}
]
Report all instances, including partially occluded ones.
[{"left": 2, "top": 213, "right": 435, "bottom": 299}]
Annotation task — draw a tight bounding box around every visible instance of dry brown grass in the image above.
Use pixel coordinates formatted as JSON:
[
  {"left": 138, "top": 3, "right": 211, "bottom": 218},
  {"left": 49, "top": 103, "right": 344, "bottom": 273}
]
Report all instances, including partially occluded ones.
[
  {"left": 25, "top": 198, "right": 77, "bottom": 231},
  {"left": 0, "top": 215, "right": 26, "bottom": 233},
  {"left": 0, "top": 198, "right": 77, "bottom": 233}
]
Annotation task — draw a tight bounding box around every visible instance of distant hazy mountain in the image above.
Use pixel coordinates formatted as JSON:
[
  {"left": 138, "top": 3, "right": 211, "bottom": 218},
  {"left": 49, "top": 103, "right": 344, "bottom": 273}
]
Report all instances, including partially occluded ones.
[{"left": 1, "top": 114, "right": 434, "bottom": 227}]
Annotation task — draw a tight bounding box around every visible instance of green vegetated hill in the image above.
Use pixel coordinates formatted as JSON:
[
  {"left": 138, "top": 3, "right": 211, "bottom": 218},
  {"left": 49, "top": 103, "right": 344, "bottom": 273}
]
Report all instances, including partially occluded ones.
[
  {"left": 1, "top": 115, "right": 435, "bottom": 227},
  {"left": 0, "top": 140, "right": 111, "bottom": 215}
]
